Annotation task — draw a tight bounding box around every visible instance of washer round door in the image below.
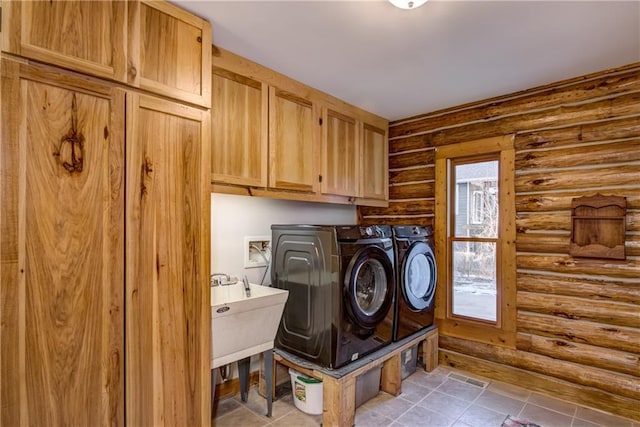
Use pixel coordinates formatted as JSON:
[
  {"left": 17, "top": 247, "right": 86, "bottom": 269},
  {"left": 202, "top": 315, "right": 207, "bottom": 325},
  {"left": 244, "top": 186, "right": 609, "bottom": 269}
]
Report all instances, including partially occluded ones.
[
  {"left": 344, "top": 246, "right": 394, "bottom": 329},
  {"left": 401, "top": 242, "right": 437, "bottom": 311}
]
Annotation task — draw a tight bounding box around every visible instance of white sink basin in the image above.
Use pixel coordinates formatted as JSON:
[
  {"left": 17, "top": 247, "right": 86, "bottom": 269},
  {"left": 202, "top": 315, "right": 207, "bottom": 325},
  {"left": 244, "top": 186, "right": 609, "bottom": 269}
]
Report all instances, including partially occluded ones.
[{"left": 211, "top": 282, "right": 288, "bottom": 368}]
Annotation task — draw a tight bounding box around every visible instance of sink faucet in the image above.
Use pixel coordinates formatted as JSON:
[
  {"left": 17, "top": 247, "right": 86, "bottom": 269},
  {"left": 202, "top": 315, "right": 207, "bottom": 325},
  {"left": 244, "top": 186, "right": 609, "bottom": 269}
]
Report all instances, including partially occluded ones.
[{"left": 211, "top": 273, "right": 233, "bottom": 287}]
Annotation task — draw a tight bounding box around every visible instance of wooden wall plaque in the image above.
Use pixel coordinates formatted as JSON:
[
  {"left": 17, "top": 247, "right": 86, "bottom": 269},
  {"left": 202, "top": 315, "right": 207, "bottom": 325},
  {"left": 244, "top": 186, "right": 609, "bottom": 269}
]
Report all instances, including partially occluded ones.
[{"left": 570, "top": 195, "right": 627, "bottom": 260}]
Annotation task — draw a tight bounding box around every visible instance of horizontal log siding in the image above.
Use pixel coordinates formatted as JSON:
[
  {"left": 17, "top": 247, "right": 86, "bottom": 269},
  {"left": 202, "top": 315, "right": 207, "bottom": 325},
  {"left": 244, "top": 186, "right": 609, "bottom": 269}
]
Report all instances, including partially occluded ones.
[{"left": 358, "top": 62, "right": 640, "bottom": 421}]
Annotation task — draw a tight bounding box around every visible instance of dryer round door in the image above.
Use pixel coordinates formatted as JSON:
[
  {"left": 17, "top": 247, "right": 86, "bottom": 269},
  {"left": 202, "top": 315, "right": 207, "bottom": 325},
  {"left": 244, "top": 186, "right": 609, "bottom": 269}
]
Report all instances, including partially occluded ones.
[
  {"left": 401, "top": 242, "right": 437, "bottom": 311},
  {"left": 344, "top": 246, "right": 394, "bottom": 329}
]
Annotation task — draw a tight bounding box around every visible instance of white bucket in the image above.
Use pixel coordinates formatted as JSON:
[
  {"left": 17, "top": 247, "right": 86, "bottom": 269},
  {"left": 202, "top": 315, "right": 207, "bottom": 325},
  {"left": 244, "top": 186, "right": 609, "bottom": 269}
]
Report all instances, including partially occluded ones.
[{"left": 289, "top": 368, "right": 323, "bottom": 415}]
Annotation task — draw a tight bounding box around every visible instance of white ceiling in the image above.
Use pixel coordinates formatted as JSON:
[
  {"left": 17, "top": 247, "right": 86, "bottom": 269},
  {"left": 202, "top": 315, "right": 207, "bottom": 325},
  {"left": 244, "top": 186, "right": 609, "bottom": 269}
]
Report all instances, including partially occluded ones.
[{"left": 179, "top": 0, "right": 640, "bottom": 121}]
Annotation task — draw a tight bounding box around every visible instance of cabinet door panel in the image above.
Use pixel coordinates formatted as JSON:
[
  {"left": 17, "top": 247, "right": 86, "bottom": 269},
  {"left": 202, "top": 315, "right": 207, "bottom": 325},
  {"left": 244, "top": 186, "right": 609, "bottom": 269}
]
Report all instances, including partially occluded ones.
[
  {"left": 321, "top": 109, "right": 358, "bottom": 197},
  {"left": 269, "top": 88, "right": 317, "bottom": 192},
  {"left": 212, "top": 69, "right": 267, "bottom": 186},
  {"left": 126, "top": 94, "right": 210, "bottom": 426},
  {"left": 130, "top": 1, "right": 212, "bottom": 108},
  {"left": 2, "top": 1, "right": 127, "bottom": 82},
  {"left": 361, "top": 124, "right": 388, "bottom": 200},
  {"left": 1, "top": 59, "right": 124, "bottom": 426}
]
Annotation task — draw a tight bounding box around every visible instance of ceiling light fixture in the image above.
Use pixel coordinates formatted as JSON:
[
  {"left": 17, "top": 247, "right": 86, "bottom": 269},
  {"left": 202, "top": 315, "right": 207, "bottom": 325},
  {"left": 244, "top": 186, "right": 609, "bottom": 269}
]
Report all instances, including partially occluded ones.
[{"left": 389, "top": 0, "right": 428, "bottom": 10}]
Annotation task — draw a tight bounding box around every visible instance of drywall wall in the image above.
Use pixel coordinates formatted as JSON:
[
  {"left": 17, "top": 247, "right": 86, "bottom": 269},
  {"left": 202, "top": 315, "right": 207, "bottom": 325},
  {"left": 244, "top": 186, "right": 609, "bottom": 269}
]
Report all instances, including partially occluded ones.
[{"left": 211, "top": 193, "right": 356, "bottom": 285}]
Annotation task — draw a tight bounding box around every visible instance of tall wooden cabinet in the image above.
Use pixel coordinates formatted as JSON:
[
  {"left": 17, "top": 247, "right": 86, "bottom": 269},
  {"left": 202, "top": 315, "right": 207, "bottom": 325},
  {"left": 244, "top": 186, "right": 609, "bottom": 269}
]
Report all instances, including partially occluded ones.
[
  {"left": 126, "top": 94, "right": 210, "bottom": 425},
  {"left": 1, "top": 59, "right": 126, "bottom": 427},
  {"left": 1, "top": 1, "right": 211, "bottom": 425}
]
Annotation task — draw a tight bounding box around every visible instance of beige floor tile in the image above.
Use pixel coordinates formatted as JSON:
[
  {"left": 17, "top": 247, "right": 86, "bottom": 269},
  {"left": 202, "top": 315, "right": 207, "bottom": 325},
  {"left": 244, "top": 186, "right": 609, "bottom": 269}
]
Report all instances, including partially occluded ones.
[
  {"left": 417, "top": 390, "right": 470, "bottom": 421},
  {"left": 364, "top": 392, "right": 415, "bottom": 419},
  {"left": 475, "top": 390, "right": 526, "bottom": 417},
  {"left": 212, "top": 397, "right": 242, "bottom": 419},
  {"left": 405, "top": 369, "right": 448, "bottom": 389},
  {"left": 572, "top": 418, "right": 602, "bottom": 427},
  {"left": 575, "top": 406, "right": 634, "bottom": 427},
  {"left": 354, "top": 406, "right": 395, "bottom": 427},
  {"left": 520, "top": 403, "right": 573, "bottom": 427},
  {"left": 486, "top": 380, "right": 531, "bottom": 401},
  {"left": 528, "top": 392, "right": 577, "bottom": 417},
  {"left": 235, "top": 387, "right": 296, "bottom": 421},
  {"left": 396, "top": 405, "right": 452, "bottom": 427},
  {"left": 456, "top": 403, "right": 507, "bottom": 427},
  {"left": 213, "top": 406, "right": 267, "bottom": 427},
  {"left": 398, "top": 380, "right": 433, "bottom": 403},
  {"left": 268, "top": 409, "right": 322, "bottom": 427},
  {"left": 436, "top": 378, "right": 484, "bottom": 402}
]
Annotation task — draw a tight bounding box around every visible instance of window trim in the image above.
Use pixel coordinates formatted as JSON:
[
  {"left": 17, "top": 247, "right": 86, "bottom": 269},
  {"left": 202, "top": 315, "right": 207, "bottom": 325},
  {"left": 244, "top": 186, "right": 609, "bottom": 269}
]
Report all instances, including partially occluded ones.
[{"left": 434, "top": 135, "right": 516, "bottom": 348}]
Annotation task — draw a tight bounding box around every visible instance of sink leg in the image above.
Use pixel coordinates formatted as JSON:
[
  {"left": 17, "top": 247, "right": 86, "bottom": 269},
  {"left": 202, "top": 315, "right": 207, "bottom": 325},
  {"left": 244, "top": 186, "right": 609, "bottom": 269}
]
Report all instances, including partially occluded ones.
[
  {"left": 238, "top": 357, "right": 251, "bottom": 402},
  {"left": 211, "top": 368, "right": 217, "bottom": 419},
  {"left": 263, "top": 349, "right": 273, "bottom": 417}
]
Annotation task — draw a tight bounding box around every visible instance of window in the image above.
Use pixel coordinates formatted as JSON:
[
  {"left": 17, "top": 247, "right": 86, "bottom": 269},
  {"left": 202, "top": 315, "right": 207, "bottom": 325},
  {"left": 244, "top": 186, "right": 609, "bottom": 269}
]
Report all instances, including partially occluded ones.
[
  {"left": 434, "top": 135, "right": 516, "bottom": 346},
  {"left": 452, "top": 158, "right": 499, "bottom": 322}
]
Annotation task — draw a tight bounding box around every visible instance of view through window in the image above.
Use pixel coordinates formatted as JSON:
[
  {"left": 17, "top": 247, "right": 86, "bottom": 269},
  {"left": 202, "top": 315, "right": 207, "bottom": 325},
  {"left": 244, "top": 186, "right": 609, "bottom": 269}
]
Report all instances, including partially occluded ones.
[{"left": 450, "top": 158, "right": 499, "bottom": 322}]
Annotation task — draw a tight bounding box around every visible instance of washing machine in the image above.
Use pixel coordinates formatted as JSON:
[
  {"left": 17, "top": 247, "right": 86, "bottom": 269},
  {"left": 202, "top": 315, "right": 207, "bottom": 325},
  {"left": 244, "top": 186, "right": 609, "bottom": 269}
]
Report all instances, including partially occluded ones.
[
  {"left": 271, "top": 224, "right": 395, "bottom": 369},
  {"left": 392, "top": 225, "right": 437, "bottom": 342}
]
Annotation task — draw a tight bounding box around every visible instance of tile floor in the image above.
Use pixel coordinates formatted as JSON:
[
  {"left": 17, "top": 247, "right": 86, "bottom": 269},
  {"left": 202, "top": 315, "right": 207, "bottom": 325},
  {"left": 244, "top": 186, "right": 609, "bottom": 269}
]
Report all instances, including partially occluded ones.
[{"left": 212, "top": 366, "right": 638, "bottom": 427}]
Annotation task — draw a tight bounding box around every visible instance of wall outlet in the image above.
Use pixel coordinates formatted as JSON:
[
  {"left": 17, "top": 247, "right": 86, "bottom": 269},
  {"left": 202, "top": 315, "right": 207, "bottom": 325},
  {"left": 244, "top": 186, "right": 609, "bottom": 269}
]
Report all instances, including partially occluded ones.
[{"left": 244, "top": 236, "right": 271, "bottom": 268}]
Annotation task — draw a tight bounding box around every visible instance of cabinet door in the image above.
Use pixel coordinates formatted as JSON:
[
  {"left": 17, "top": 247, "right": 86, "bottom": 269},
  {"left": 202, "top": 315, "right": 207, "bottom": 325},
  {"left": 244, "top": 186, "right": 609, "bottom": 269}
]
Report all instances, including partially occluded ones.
[
  {"left": 269, "top": 87, "right": 318, "bottom": 192},
  {"left": 129, "top": 1, "right": 212, "bottom": 108},
  {"left": 1, "top": 1, "right": 127, "bottom": 82},
  {"left": 321, "top": 108, "right": 359, "bottom": 197},
  {"left": 212, "top": 68, "right": 267, "bottom": 186},
  {"left": 126, "top": 94, "right": 210, "bottom": 426},
  {"left": 1, "top": 59, "right": 125, "bottom": 426},
  {"left": 360, "top": 123, "right": 388, "bottom": 201}
]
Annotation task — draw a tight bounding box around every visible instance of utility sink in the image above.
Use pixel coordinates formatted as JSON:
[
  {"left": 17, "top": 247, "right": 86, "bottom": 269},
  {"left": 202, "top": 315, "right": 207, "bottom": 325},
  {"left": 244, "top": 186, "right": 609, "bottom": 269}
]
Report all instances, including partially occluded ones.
[{"left": 211, "top": 282, "right": 288, "bottom": 368}]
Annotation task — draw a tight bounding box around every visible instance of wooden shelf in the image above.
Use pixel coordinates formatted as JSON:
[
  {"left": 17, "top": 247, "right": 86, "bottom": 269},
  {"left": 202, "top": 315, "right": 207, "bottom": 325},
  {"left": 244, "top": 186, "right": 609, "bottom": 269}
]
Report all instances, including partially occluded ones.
[{"left": 259, "top": 326, "right": 438, "bottom": 427}]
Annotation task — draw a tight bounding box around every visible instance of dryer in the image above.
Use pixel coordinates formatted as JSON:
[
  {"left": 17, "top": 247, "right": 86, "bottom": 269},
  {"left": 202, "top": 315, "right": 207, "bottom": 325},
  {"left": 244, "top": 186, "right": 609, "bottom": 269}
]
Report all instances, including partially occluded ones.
[
  {"left": 271, "top": 225, "right": 395, "bottom": 369},
  {"left": 392, "top": 225, "right": 437, "bottom": 342}
]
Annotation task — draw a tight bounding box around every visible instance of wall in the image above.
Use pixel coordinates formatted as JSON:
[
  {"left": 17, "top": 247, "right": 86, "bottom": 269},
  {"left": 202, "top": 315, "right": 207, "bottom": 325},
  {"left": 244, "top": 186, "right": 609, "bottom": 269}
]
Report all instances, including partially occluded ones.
[
  {"left": 359, "top": 63, "right": 640, "bottom": 421},
  {"left": 211, "top": 193, "right": 356, "bottom": 285}
]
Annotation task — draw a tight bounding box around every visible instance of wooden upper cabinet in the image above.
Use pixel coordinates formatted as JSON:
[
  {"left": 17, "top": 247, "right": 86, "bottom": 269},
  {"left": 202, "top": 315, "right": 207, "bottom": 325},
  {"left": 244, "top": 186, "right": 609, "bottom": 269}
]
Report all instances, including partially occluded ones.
[
  {"left": 1, "top": 58, "right": 125, "bottom": 426},
  {"left": 321, "top": 108, "right": 359, "bottom": 197},
  {"left": 269, "top": 87, "right": 318, "bottom": 192},
  {"left": 211, "top": 68, "right": 268, "bottom": 186},
  {"left": 210, "top": 48, "right": 389, "bottom": 205},
  {"left": 1, "top": 1, "right": 128, "bottom": 82},
  {"left": 129, "top": 1, "right": 212, "bottom": 107},
  {"left": 2, "top": 1, "right": 212, "bottom": 107},
  {"left": 126, "top": 93, "right": 210, "bottom": 426},
  {"left": 360, "top": 123, "right": 389, "bottom": 201}
]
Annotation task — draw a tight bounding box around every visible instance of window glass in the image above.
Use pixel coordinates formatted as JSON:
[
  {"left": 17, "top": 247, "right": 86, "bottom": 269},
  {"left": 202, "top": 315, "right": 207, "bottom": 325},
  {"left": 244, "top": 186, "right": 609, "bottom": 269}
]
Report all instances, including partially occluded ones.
[
  {"left": 454, "top": 160, "right": 498, "bottom": 238},
  {"left": 451, "top": 241, "right": 497, "bottom": 321}
]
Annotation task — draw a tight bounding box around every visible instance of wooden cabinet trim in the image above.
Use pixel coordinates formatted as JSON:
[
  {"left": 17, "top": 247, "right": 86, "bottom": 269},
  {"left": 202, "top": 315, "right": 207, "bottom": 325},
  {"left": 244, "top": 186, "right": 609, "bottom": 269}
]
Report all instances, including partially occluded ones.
[{"left": 213, "top": 67, "right": 262, "bottom": 90}]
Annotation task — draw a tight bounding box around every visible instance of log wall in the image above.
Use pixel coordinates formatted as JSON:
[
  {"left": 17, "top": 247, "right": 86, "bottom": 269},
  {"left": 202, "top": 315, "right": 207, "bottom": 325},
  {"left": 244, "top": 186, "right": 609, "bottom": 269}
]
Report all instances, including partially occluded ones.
[{"left": 359, "top": 63, "right": 640, "bottom": 421}]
